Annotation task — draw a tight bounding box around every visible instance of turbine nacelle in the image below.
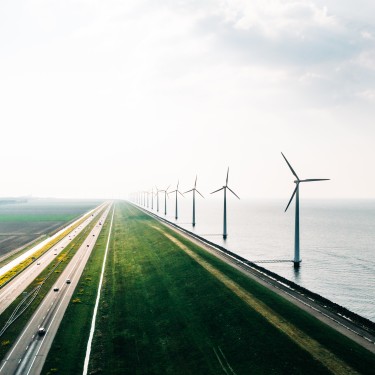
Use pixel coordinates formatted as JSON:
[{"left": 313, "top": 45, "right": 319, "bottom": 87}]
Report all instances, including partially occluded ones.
[
  {"left": 184, "top": 175, "right": 204, "bottom": 198},
  {"left": 210, "top": 167, "right": 240, "bottom": 239},
  {"left": 282, "top": 152, "right": 329, "bottom": 212}
]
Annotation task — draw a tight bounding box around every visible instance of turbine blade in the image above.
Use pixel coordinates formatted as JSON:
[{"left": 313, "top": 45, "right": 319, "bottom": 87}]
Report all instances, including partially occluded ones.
[
  {"left": 196, "top": 189, "right": 205, "bottom": 198},
  {"left": 300, "top": 178, "right": 330, "bottom": 182},
  {"left": 226, "top": 167, "right": 229, "bottom": 185},
  {"left": 184, "top": 189, "right": 194, "bottom": 194},
  {"left": 211, "top": 187, "right": 224, "bottom": 194},
  {"left": 227, "top": 186, "right": 240, "bottom": 199},
  {"left": 178, "top": 191, "right": 185, "bottom": 197},
  {"left": 281, "top": 152, "right": 299, "bottom": 180},
  {"left": 194, "top": 175, "right": 197, "bottom": 188},
  {"left": 285, "top": 185, "right": 298, "bottom": 212}
]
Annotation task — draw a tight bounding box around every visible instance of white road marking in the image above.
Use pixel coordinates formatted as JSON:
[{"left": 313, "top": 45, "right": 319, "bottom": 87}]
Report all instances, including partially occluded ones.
[{"left": 83, "top": 207, "right": 115, "bottom": 375}]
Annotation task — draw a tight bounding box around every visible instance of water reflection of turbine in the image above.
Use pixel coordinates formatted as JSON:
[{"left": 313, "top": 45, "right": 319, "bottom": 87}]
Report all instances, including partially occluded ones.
[
  {"left": 184, "top": 175, "right": 204, "bottom": 227},
  {"left": 211, "top": 167, "right": 240, "bottom": 240},
  {"left": 282, "top": 152, "right": 330, "bottom": 268},
  {"left": 169, "top": 180, "right": 184, "bottom": 220}
]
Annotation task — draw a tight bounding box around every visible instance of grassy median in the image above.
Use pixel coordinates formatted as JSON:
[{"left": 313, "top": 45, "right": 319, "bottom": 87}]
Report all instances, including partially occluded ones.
[{"left": 43, "top": 202, "right": 375, "bottom": 375}]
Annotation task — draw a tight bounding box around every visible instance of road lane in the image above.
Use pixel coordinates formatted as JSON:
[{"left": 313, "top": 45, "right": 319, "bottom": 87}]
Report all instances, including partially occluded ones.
[
  {"left": 0, "top": 203, "right": 107, "bottom": 315},
  {"left": 0, "top": 205, "right": 112, "bottom": 375},
  {"left": 0, "top": 203, "right": 106, "bottom": 278}
]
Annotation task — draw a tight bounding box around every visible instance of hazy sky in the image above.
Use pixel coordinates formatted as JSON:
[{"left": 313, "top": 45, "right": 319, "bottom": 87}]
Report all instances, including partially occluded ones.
[{"left": 1, "top": 0, "right": 375, "bottom": 200}]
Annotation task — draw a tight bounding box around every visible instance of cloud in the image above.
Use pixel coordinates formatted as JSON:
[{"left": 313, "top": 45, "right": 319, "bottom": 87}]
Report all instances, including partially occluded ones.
[
  {"left": 192, "top": 1, "right": 366, "bottom": 67},
  {"left": 220, "top": 0, "right": 338, "bottom": 38}
]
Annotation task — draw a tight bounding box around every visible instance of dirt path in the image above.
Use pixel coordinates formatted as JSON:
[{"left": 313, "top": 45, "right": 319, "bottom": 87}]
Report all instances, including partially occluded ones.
[{"left": 152, "top": 225, "right": 360, "bottom": 375}]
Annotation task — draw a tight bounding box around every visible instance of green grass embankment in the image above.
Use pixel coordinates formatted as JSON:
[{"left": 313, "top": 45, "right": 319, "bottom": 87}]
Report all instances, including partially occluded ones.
[
  {"left": 42, "top": 202, "right": 375, "bottom": 375},
  {"left": 0, "top": 208, "right": 106, "bottom": 360}
]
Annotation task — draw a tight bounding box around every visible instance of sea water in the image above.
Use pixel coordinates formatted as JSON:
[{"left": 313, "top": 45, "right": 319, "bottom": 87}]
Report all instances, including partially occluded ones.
[{"left": 147, "top": 197, "right": 375, "bottom": 322}]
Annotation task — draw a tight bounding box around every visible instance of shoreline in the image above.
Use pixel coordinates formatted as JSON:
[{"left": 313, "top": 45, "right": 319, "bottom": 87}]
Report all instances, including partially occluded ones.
[{"left": 133, "top": 203, "right": 375, "bottom": 353}]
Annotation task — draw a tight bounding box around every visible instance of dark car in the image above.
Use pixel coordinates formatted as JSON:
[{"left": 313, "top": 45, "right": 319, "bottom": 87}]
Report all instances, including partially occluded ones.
[{"left": 38, "top": 327, "right": 46, "bottom": 336}]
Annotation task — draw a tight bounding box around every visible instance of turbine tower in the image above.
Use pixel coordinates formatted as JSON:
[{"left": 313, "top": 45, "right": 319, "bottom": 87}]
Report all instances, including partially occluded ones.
[
  {"left": 159, "top": 186, "right": 170, "bottom": 216},
  {"left": 211, "top": 168, "right": 240, "bottom": 240},
  {"left": 155, "top": 187, "right": 160, "bottom": 212},
  {"left": 169, "top": 180, "right": 184, "bottom": 220},
  {"left": 282, "top": 152, "right": 330, "bottom": 268},
  {"left": 150, "top": 188, "right": 154, "bottom": 210},
  {"left": 184, "top": 175, "right": 204, "bottom": 227}
]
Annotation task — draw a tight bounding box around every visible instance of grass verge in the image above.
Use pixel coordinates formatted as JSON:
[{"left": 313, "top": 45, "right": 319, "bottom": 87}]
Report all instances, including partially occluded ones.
[{"left": 42, "top": 202, "right": 375, "bottom": 375}]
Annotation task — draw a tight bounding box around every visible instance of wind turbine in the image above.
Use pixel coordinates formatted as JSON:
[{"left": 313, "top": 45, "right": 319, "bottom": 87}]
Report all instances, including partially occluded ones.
[
  {"left": 282, "top": 152, "right": 330, "bottom": 267},
  {"left": 145, "top": 191, "right": 149, "bottom": 208},
  {"left": 155, "top": 187, "right": 160, "bottom": 212},
  {"left": 211, "top": 168, "right": 240, "bottom": 240},
  {"left": 159, "top": 186, "right": 170, "bottom": 216},
  {"left": 184, "top": 175, "right": 204, "bottom": 227},
  {"left": 169, "top": 180, "right": 184, "bottom": 220},
  {"left": 150, "top": 188, "right": 154, "bottom": 210}
]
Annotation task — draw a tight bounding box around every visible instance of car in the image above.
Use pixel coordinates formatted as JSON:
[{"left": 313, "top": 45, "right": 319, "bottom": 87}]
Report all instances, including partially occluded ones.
[
  {"left": 38, "top": 327, "right": 46, "bottom": 336},
  {"left": 93, "top": 234, "right": 95, "bottom": 236},
  {"left": 87, "top": 244, "right": 89, "bottom": 247},
  {"left": 53, "top": 287, "right": 59, "bottom": 292},
  {"left": 54, "top": 253, "right": 57, "bottom": 255},
  {"left": 66, "top": 279, "right": 71, "bottom": 284},
  {"left": 37, "top": 262, "right": 41, "bottom": 265}
]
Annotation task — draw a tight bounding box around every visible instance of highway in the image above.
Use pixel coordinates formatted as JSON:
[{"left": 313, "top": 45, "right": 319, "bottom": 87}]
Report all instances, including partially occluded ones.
[
  {"left": 0, "top": 203, "right": 107, "bottom": 316},
  {"left": 0, "top": 204, "right": 112, "bottom": 375}
]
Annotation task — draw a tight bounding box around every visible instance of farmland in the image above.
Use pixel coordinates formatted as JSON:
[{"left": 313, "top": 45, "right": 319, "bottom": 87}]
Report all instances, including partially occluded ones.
[
  {"left": 0, "top": 198, "right": 102, "bottom": 258},
  {"left": 43, "top": 201, "right": 375, "bottom": 375}
]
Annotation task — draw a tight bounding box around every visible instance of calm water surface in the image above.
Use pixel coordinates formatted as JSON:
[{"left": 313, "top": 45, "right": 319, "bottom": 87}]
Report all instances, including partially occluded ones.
[{"left": 147, "top": 197, "right": 375, "bottom": 322}]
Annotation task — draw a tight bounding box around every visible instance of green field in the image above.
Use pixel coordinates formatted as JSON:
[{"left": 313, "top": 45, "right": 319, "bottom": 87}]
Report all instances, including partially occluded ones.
[
  {"left": 42, "top": 202, "right": 375, "bottom": 375},
  {"left": 0, "top": 198, "right": 102, "bottom": 257}
]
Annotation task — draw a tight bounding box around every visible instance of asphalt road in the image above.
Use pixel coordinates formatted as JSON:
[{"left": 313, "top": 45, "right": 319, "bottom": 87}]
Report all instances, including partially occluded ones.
[
  {"left": 0, "top": 203, "right": 106, "bottom": 316},
  {"left": 0, "top": 204, "right": 112, "bottom": 375}
]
